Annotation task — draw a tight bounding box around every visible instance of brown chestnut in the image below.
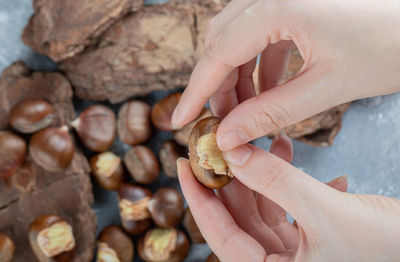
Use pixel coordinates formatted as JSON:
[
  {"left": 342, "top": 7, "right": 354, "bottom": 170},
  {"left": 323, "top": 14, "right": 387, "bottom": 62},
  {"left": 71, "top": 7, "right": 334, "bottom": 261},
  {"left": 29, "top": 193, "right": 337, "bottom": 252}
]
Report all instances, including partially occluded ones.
[
  {"left": 90, "top": 152, "right": 125, "bottom": 190},
  {"left": 118, "top": 183, "right": 153, "bottom": 235},
  {"left": 71, "top": 105, "right": 116, "bottom": 152},
  {"left": 148, "top": 187, "right": 184, "bottom": 228},
  {"left": 151, "top": 92, "right": 182, "bottom": 131},
  {"left": 0, "top": 233, "right": 15, "bottom": 262},
  {"left": 182, "top": 207, "right": 205, "bottom": 243},
  {"left": 138, "top": 228, "right": 189, "bottom": 262},
  {"left": 0, "top": 131, "right": 26, "bottom": 179},
  {"left": 29, "top": 214, "right": 75, "bottom": 262},
  {"left": 123, "top": 146, "right": 159, "bottom": 184},
  {"left": 206, "top": 253, "right": 220, "bottom": 262},
  {"left": 97, "top": 225, "right": 134, "bottom": 262},
  {"left": 173, "top": 108, "right": 213, "bottom": 146},
  {"left": 159, "top": 140, "right": 186, "bottom": 179},
  {"left": 188, "top": 117, "right": 233, "bottom": 189},
  {"left": 9, "top": 98, "right": 54, "bottom": 133},
  {"left": 29, "top": 126, "right": 75, "bottom": 172},
  {"left": 118, "top": 100, "right": 151, "bottom": 146}
]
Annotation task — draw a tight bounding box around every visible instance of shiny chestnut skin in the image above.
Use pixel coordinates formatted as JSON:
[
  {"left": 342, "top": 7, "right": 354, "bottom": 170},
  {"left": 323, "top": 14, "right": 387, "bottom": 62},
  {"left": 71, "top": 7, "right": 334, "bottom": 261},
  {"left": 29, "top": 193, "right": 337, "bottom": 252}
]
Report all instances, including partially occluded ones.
[
  {"left": 206, "top": 253, "right": 220, "bottom": 262},
  {"left": 0, "top": 131, "right": 26, "bottom": 179},
  {"left": 90, "top": 152, "right": 125, "bottom": 190},
  {"left": 0, "top": 233, "right": 15, "bottom": 262},
  {"left": 123, "top": 146, "right": 159, "bottom": 184},
  {"left": 148, "top": 187, "right": 184, "bottom": 228},
  {"left": 118, "top": 183, "right": 153, "bottom": 235},
  {"left": 118, "top": 100, "right": 151, "bottom": 146},
  {"left": 71, "top": 105, "right": 116, "bottom": 152},
  {"left": 97, "top": 225, "right": 134, "bottom": 262},
  {"left": 182, "top": 208, "right": 205, "bottom": 243},
  {"left": 188, "top": 117, "right": 233, "bottom": 189},
  {"left": 29, "top": 214, "right": 75, "bottom": 262},
  {"left": 159, "top": 140, "right": 186, "bottom": 179},
  {"left": 29, "top": 126, "right": 75, "bottom": 172},
  {"left": 151, "top": 92, "right": 182, "bottom": 131},
  {"left": 138, "top": 228, "right": 189, "bottom": 262},
  {"left": 9, "top": 98, "right": 54, "bottom": 133}
]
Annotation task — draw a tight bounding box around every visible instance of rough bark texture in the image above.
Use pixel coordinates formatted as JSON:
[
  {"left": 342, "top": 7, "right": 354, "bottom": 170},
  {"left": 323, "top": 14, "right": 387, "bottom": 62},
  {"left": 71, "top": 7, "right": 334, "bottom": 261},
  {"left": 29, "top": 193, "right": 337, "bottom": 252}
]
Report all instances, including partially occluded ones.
[
  {"left": 22, "top": 0, "right": 144, "bottom": 62},
  {"left": 0, "top": 61, "right": 96, "bottom": 262},
  {"left": 60, "top": 0, "right": 228, "bottom": 103}
]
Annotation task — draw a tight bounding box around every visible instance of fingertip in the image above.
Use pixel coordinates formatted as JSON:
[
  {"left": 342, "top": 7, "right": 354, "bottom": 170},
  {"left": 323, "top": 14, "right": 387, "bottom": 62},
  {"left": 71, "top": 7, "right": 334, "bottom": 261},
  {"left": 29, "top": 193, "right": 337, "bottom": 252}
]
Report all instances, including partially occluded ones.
[{"left": 270, "top": 132, "right": 293, "bottom": 163}]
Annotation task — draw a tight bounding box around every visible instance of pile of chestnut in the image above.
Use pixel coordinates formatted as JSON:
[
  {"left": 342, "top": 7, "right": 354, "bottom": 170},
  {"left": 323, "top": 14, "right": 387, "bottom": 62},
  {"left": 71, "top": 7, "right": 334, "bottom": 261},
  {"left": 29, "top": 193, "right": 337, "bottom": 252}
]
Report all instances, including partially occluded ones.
[{"left": 0, "top": 92, "right": 226, "bottom": 262}]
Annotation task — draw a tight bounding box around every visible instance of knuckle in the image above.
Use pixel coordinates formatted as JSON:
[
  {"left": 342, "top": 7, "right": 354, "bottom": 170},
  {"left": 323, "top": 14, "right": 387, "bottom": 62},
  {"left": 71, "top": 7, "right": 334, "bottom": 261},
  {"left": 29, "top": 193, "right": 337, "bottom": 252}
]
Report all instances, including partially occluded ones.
[
  {"left": 259, "top": 161, "right": 291, "bottom": 192},
  {"left": 253, "top": 102, "right": 290, "bottom": 134}
]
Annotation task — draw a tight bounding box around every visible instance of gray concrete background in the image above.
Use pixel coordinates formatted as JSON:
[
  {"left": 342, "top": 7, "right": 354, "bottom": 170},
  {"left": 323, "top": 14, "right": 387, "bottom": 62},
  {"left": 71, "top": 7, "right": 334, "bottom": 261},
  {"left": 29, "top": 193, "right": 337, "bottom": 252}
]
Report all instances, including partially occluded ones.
[{"left": 1, "top": 0, "right": 400, "bottom": 261}]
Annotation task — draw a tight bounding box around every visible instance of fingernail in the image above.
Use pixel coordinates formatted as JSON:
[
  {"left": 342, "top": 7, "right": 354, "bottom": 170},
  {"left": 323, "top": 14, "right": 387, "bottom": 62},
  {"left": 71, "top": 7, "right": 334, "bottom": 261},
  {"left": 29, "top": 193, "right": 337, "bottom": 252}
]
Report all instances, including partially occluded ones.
[
  {"left": 217, "top": 130, "right": 249, "bottom": 151},
  {"left": 223, "top": 145, "right": 252, "bottom": 166},
  {"left": 330, "top": 175, "right": 349, "bottom": 185},
  {"left": 171, "top": 106, "right": 180, "bottom": 129},
  {"left": 176, "top": 157, "right": 186, "bottom": 167},
  {"left": 271, "top": 131, "right": 289, "bottom": 147}
]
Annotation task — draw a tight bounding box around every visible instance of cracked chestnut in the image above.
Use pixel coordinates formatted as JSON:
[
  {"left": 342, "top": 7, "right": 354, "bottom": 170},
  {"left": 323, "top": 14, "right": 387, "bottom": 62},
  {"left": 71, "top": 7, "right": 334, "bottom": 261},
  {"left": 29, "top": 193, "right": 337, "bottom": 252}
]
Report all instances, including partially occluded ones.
[
  {"left": 159, "top": 140, "right": 186, "bottom": 179},
  {"left": 123, "top": 146, "right": 159, "bottom": 184},
  {"left": 151, "top": 92, "right": 182, "bottom": 131},
  {"left": 97, "top": 225, "right": 134, "bottom": 262},
  {"left": 182, "top": 208, "right": 205, "bottom": 243},
  {"left": 0, "top": 131, "right": 26, "bottom": 179},
  {"left": 0, "top": 233, "right": 15, "bottom": 262},
  {"left": 90, "top": 152, "right": 125, "bottom": 191}
]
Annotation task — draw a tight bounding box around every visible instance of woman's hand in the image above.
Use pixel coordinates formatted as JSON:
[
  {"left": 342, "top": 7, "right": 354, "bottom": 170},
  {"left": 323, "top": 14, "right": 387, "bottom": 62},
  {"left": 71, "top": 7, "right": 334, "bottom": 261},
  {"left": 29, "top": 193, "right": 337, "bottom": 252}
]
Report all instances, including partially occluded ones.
[
  {"left": 177, "top": 135, "right": 400, "bottom": 262},
  {"left": 172, "top": 0, "right": 400, "bottom": 151}
]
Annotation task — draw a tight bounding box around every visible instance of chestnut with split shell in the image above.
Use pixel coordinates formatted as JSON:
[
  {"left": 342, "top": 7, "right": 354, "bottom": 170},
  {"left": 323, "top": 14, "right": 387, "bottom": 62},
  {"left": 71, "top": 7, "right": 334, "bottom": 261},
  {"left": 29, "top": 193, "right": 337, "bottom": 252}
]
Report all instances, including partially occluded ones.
[
  {"left": 0, "top": 131, "right": 27, "bottom": 179},
  {"left": 90, "top": 152, "right": 125, "bottom": 191},
  {"left": 138, "top": 228, "right": 189, "bottom": 262},
  {"left": 159, "top": 140, "right": 186, "bottom": 179},
  {"left": 188, "top": 116, "right": 233, "bottom": 189},
  {"left": 0, "top": 233, "right": 15, "bottom": 262},
  {"left": 29, "top": 214, "right": 75, "bottom": 262},
  {"left": 97, "top": 225, "right": 134, "bottom": 262},
  {"left": 151, "top": 92, "right": 182, "bottom": 131},
  {"left": 182, "top": 208, "right": 205, "bottom": 243},
  {"left": 123, "top": 145, "right": 159, "bottom": 184}
]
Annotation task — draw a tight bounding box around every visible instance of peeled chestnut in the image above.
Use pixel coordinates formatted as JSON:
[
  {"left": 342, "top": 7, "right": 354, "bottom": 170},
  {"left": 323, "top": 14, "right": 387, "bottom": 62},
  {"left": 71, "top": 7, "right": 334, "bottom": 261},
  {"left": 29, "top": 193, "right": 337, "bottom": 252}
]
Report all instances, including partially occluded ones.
[
  {"left": 71, "top": 105, "right": 116, "bottom": 152},
  {"left": 173, "top": 108, "right": 213, "bottom": 146},
  {"left": 29, "top": 214, "right": 75, "bottom": 262},
  {"left": 123, "top": 146, "right": 159, "bottom": 184},
  {"left": 138, "top": 228, "right": 189, "bottom": 262},
  {"left": 90, "top": 152, "right": 125, "bottom": 190},
  {"left": 206, "top": 253, "right": 220, "bottom": 262},
  {"left": 0, "top": 131, "right": 26, "bottom": 179},
  {"left": 151, "top": 92, "right": 182, "bottom": 131},
  {"left": 182, "top": 208, "right": 205, "bottom": 243},
  {"left": 118, "top": 183, "right": 153, "bottom": 235},
  {"left": 97, "top": 225, "right": 134, "bottom": 262},
  {"left": 118, "top": 100, "right": 151, "bottom": 146},
  {"left": 0, "top": 233, "right": 15, "bottom": 262},
  {"left": 9, "top": 98, "right": 54, "bottom": 133},
  {"left": 188, "top": 117, "right": 233, "bottom": 189},
  {"left": 159, "top": 140, "right": 186, "bottom": 179},
  {"left": 29, "top": 126, "right": 75, "bottom": 172},
  {"left": 148, "top": 187, "right": 184, "bottom": 228}
]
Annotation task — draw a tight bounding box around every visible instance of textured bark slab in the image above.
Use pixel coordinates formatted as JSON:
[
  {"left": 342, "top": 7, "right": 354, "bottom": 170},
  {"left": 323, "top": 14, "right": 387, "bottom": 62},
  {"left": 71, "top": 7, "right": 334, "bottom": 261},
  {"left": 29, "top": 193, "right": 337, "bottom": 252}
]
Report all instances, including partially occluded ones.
[
  {"left": 0, "top": 62, "right": 96, "bottom": 262},
  {"left": 60, "top": 0, "right": 227, "bottom": 103},
  {"left": 22, "top": 0, "right": 144, "bottom": 62}
]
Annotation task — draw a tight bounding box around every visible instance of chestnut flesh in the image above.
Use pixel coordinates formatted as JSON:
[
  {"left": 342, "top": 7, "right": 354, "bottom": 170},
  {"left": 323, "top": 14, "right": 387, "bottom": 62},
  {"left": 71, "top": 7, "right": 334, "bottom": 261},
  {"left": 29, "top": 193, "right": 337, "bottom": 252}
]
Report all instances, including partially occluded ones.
[
  {"left": 29, "top": 126, "right": 75, "bottom": 172},
  {"left": 71, "top": 105, "right": 116, "bottom": 152},
  {"left": 188, "top": 116, "right": 233, "bottom": 189},
  {"left": 138, "top": 228, "right": 189, "bottom": 262},
  {"left": 182, "top": 208, "right": 205, "bottom": 243},
  {"left": 118, "top": 100, "right": 151, "bottom": 145},
  {"left": 123, "top": 146, "right": 159, "bottom": 184},
  {"left": 159, "top": 140, "right": 186, "bottom": 179},
  {"left": 206, "top": 253, "right": 220, "bottom": 262},
  {"left": 118, "top": 183, "right": 153, "bottom": 235},
  {"left": 9, "top": 98, "right": 54, "bottom": 133},
  {"left": 90, "top": 152, "right": 125, "bottom": 191},
  {"left": 148, "top": 187, "right": 184, "bottom": 228},
  {"left": 0, "top": 233, "right": 15, "bottom": 262},
  {"left": 0, "top": 131, "right": 26, "bottom": 179},
  {"left": 97, "top": 225, "right": 134, "bottom": 262},
  {"left": 151, "top": 92, "right": 182, "bottom": 131}
]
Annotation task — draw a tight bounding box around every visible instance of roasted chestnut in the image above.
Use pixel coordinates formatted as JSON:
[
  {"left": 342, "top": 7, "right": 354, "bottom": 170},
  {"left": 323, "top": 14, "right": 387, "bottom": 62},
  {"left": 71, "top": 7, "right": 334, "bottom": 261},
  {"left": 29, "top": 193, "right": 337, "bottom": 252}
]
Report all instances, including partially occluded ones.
[
  {"left": 206, "top": 253, "right": 220, "bottom": 262},
  {"left": 159, "top": 140, "right": 186, "bottom": 179},
  {"left": 0, "top": 233, "right": 15, "bottom": 262},
  {"left": 90, "top": 152, "right": 125, "bottom": 191},
  {"left": 138, "top": 228, "right": 189, "bottom": 262},
  {"left": 188, "top": 117, "right": 233, "bottom": 189},
  {"left": 118, "top": 100, "right": 151, "bottom": 146},
  {"left": 29, "top": 214, "right": 75, "bottom": 262},
  {"left": 97, "top": 225, "right": 134, "bottom": 262},
  {"left": 182, "top": 207, "right": 205, "bottom": 243},
  {"left": 123, "top": 146, "right": 159, "bottom": 184},
  {"left": 151, "top": 92, "right": 182, "bottom": 131},
  {"left": 118, "top": 183, "right": 153, "bottom": 235},
  {"left": 9, "top": 98, "right": 54, "bottom": 133},
  {"left": 71, "top": 105, "right": 116, "bottom": 152},
  {"left": 29, "top": 126, "right": 75, "bottom": 172},
  {"left": 173, "top": 108, "right": 213, "bottom": 146},
  {"left": 148, "top": 187, "right": 184, "bottom": 228},
  {"left": 0, "top": 131, "right": 26, "bottom": 179}
]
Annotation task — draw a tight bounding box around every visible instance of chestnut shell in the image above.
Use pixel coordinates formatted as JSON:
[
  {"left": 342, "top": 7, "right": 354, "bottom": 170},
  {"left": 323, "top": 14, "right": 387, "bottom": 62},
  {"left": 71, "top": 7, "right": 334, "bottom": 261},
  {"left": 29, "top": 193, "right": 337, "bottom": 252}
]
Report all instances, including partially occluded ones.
[
  {"left": 0, "top": 233, "right": 15, "bottom": 262},
  {"left": 159, "top": 140, "right": 186, "bottom": 179},
  {"left": 148, "top": 188, "right": 184, "bottom": 228},
  {"left": 182, "top": 208, "right": 205, "bottom": 243},
  {"left": 206, "top": 253, "right": 220, "bottom": 262},
  {"left": 0, "top": 131, "right": 27, "bottom": 179},
  {"left": 188, "top": 117, "right": 232, "bottom": 189},
  {"left": 151, "top": 92, "right": 182, "bottom": 131},
  {"left": 123, "top": 146, "right": 159, "bottom": 184},
  {"left": 97, "top": 225, "right": 134, "bottom": 262},
  {"left": 90, "top": 152, "right": 125, "bottom": 191}
]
